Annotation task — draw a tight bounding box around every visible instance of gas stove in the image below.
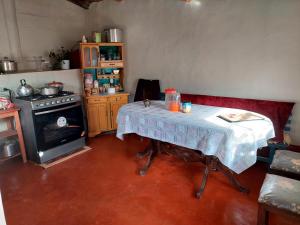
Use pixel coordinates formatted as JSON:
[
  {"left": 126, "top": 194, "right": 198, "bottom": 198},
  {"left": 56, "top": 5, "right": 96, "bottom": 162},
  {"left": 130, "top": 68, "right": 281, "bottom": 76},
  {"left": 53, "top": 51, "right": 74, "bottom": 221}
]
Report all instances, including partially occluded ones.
[
  {"left": 14, "top": 91, "right": 86, "bottom": 164},
  {"left": 15, "top": 91, "right": 81, "bottom": 110}
]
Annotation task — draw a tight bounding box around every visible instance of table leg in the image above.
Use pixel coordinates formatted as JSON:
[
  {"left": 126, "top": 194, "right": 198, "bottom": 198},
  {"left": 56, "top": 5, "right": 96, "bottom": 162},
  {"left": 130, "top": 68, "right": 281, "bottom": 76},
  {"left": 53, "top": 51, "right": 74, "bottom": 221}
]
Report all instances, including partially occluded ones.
[
  {"left": 216, "top": 159, "right": 249, "bottom": 193},
  {"left": 136, "top": 143, "right": 152, "bottom": 159},
  {"left": 14, "top": 111, "right": 27, "bottom": 163},
  {"left": 195, "top": 157, "right": 212, "bottom": 198},
  {"left": 195, "top": 165, "right": 209, "bottom": 199},
  {"left": 138, "top": 139, "right": 159, "bottom": 176}
]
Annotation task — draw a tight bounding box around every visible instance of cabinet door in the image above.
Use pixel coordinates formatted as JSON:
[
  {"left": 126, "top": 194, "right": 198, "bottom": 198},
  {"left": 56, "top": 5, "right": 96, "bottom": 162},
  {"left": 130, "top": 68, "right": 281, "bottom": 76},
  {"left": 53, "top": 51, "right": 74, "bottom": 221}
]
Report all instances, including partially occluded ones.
[
  {"left": 83, "top": 47, "right": 91, "bottom": 67},
  {"left": 91, "top": 47, "right": 99, "bottom": 67},
  {"left": 98, "top": 103, "right": 109, "bottom": 131},
  {"left": 110, "top": 101, "right": 127, "bottom": 130},
  {"left": 86, "top": 104, "right": 100, "bottom": 137}
]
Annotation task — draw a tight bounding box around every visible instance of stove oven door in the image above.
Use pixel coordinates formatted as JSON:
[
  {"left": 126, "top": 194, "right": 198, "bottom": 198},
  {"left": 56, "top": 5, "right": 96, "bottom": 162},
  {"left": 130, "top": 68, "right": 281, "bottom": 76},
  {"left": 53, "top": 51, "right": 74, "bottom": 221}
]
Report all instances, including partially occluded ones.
[{"left": 33, "top": 102, "right": 85, "bottom": 151}]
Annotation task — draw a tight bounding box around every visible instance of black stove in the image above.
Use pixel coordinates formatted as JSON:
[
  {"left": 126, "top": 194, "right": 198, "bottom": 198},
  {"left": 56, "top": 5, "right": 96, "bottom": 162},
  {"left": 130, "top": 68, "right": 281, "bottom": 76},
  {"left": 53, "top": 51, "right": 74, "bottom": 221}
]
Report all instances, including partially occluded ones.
[{"left": 14, "top": 91, "right": 86, "bottom": 164}]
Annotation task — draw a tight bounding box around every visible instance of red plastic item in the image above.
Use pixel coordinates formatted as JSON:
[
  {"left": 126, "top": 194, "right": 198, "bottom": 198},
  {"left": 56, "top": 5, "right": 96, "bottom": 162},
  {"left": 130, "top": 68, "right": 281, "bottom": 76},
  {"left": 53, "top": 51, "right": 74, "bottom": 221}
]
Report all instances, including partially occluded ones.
[{"left": 165, "top": 88, "right": 176, "bottom": 94}]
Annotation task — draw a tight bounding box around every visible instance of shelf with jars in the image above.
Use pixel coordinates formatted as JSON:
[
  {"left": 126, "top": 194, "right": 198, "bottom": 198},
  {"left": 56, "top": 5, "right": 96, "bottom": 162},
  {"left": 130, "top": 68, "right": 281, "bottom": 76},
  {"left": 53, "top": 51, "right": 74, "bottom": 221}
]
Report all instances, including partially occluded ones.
[{"left": 80, "top": 42, "right": 129, "bottom": 137}]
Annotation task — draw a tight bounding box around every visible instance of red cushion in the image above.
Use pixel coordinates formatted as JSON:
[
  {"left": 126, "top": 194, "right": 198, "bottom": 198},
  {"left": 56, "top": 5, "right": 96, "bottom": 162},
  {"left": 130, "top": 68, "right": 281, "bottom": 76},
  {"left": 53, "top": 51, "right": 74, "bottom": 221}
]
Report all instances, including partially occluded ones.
[{"left": 181, "top": 94, "right": 295, "bottom": 142}]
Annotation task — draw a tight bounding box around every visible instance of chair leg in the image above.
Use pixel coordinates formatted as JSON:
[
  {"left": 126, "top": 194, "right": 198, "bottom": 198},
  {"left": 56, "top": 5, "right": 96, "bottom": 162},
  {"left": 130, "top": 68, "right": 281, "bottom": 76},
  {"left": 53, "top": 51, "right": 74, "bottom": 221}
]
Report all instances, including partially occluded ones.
[{"left": 257, "top": 204, "right": 269, "bottom": 225}]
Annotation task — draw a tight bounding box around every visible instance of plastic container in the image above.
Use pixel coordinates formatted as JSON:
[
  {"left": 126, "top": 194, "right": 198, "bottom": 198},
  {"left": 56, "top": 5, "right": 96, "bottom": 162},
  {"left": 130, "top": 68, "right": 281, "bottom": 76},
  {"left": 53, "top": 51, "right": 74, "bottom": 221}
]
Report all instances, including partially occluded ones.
[
  {"left": 165, "top": 88, "right": 181, "bottom": 112},
  {"left": 182, "top": 102, "right": 192, "bottom": 113}
]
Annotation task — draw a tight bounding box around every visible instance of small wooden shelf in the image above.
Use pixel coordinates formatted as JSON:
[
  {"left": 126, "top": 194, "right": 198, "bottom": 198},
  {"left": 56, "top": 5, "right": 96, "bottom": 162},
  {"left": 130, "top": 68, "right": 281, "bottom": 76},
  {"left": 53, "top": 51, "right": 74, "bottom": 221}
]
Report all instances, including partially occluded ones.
[
  {"left": 0, "top": 153, "right": 21, "bottom": 164},
  {"left": 0, "top": 129, "right": 18, "bottom": 139},
  {"left": 0, "top": 108, "right": 27, "bottom": 163},
  {"left": 80, "top": 42, "right": 124, "bottom": 47}
]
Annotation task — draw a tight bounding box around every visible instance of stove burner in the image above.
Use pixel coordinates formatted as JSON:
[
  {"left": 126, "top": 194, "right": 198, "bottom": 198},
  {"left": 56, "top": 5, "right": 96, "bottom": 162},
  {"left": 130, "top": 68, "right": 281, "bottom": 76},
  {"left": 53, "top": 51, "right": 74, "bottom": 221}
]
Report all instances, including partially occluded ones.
[
  {"left": 31, "top": 96, "right": 41, "bottom": 101},
  {"left": 16, "top": 91, "right": 74, "bottom": 101}
]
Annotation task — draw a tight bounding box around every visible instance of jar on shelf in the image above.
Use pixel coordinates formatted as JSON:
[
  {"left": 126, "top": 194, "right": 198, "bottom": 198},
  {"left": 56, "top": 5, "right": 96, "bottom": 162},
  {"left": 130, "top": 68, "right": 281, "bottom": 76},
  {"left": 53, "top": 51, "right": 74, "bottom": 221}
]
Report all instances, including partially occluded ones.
[
  {"left": 84, "top": 73, "right": 93, "bottom": 89},
  {"left": 165, "top": 88, "right": 181, "bottom": 112}
]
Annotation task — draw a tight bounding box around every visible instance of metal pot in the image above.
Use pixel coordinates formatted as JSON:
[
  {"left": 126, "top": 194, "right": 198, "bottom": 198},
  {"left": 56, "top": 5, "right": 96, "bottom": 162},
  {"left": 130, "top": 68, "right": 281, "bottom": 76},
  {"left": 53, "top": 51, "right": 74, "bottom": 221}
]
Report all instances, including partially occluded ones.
[
  {"left": 16, "top": 79, "right": 34, "bottom": 97},
  {"left": 40, "top": 86, "right": 58, "bottom": 96},
  {"left": 0, "top": 139, "right": 19, "bottom": 158},
  {"left": 46, "top": 81, "right": 64, "bottom": 92},
  {"left": 0, "top": 57, "right": 17, "bottom": 73},
  {"left": 104, "top": 28, "right": 122, "bottom": 42}
]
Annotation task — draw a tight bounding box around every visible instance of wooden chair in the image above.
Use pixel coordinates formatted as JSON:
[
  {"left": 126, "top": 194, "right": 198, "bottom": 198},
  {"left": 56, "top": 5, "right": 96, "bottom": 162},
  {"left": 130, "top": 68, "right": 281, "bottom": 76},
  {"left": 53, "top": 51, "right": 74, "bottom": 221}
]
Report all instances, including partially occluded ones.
[
  {"left": 257, "top": 174, "right": 300, "bottom": 225},
  {"left": 269, "top": 150, "right": 300, "bottom": 180}
]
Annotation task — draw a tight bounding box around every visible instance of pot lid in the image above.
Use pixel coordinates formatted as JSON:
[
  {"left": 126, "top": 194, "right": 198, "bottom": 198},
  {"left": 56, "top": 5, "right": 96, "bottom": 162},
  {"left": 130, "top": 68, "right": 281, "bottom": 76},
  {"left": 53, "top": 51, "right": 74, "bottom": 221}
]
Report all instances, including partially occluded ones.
[
  {"left": 48, "top": 81, "right": 63, "bottom": 85},
  {"left": 165, "top": 88, "right": 177, "bottom": 94}
]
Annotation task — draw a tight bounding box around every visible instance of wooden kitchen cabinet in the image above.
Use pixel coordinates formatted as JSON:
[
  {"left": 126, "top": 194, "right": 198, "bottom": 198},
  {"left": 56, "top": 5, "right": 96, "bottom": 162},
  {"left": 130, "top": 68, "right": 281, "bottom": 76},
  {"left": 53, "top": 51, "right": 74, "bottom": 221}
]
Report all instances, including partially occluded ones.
[
  {"left": 80, "top": 42, "right": 128, "bottom": 137},
  {"left": 85, "top": 93, "right": 129, "bottom": 137}
]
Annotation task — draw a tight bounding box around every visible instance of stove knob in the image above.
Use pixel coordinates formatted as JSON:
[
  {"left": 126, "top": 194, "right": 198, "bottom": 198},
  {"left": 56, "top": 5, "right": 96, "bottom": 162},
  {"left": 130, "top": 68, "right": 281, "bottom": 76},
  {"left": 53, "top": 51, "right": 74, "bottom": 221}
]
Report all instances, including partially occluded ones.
[
  {"left": 39, "top": 102, "right": 45, "bottom": 107},
  {"left": 56, "top": 100, "right": 60, "bottom": 104},
  {"left": 51, "top": 101, "right": 55, "bottom": 105},
  {"left": 70, "top": 97, "right": 75, "bottom": 101},
  {"left": 46, "top": 102, "right": 50, "bottom": 106},
  {"left": 61, "top": 99, "right": 66, "bottom": 103},
  {"left": 66, "top": 98, "right": 70, "bottom": 102}
]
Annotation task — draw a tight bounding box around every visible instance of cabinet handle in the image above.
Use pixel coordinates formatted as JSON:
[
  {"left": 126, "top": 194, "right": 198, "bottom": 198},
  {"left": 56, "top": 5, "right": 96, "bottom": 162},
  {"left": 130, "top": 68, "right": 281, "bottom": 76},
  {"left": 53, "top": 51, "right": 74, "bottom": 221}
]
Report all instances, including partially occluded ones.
[{"left": 109, "top": 63, "right": 115, "bottom": 66}]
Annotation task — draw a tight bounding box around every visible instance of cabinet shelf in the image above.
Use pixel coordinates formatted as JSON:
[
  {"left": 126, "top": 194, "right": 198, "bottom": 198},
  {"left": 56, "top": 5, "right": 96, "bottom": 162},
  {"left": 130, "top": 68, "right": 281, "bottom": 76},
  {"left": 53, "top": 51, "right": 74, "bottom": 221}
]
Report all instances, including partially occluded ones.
[
  {"left": 0, "top": 129, "right": 18, "bottom": 139},
  {"left": 80, "top": 42, "right": 124, "bottom": 47}
]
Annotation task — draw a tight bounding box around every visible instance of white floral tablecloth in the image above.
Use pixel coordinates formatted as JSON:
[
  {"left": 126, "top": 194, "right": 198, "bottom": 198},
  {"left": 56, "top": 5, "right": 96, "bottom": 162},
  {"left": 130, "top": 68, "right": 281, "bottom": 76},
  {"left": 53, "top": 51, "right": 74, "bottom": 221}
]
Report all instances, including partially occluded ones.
[{"left": 116, "top": 101, "right": 275, "bottom": 174}]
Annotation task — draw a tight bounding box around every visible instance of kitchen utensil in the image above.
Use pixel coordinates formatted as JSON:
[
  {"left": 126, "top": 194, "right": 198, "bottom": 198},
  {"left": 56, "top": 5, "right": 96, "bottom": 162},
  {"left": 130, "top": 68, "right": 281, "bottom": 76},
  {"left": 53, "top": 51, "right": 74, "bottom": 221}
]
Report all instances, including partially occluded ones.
[
  {"left": 0, "top": 57, "right": 17, "bottom": 73},
  {"left": 0, "top": 139, "right": 19, "bottom": 158},
  {"left": 104, "top": 28, "right": 122, "bottom": 42},
  {"left": 40, "top": 86, "right": 58, "bottom": 96},
  {"left": 16, "top": 79, "right": 34, "bottom": 97},
  {"left": 47, "top": 81, "right": 64, "bottom": 92}
]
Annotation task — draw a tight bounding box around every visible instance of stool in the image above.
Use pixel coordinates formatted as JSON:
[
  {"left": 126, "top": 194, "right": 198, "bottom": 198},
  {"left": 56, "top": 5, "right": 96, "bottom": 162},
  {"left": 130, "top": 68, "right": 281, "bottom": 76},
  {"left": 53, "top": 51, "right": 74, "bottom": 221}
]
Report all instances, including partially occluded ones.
[
  {"left": 270, "top": 150, "right": 300, "bottom": 180},
  {"left": 257, "top": 174, "right": 300, "bottom": 225},
  {"left": 0, "top": 108, "right": 27, "bottom": 162}
]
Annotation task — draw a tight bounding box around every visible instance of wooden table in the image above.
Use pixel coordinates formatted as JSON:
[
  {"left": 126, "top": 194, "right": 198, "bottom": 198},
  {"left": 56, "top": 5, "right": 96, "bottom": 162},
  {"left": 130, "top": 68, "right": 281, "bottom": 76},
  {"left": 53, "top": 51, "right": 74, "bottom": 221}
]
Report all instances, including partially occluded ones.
[
  {"left": 0, "top": 108, "right": 27, "bottom": 163},
  {"left": 117, "top": 101, "right": 275, "bottom": 198}
]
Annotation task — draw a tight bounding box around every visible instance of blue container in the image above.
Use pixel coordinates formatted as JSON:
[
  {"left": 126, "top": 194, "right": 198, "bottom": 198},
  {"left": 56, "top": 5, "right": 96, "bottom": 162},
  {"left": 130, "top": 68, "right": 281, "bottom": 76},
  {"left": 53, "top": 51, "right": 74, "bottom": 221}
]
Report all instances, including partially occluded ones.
[{"left": 182, "top": 102, "right": 192, "bottom": 113}]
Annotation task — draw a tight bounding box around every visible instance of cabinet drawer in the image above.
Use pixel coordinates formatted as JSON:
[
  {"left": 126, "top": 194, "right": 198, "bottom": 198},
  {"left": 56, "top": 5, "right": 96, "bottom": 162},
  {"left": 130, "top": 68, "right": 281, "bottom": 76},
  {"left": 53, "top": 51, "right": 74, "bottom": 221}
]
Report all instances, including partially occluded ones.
[
  {"left": 109, "top": 95, "right": 128, "bottom": 103},
  {"left": 100, "top": 61, "right": 124, "bottom": 68},
  {"left": 87, "top": 98, "right": 107, "bottom": 104}
]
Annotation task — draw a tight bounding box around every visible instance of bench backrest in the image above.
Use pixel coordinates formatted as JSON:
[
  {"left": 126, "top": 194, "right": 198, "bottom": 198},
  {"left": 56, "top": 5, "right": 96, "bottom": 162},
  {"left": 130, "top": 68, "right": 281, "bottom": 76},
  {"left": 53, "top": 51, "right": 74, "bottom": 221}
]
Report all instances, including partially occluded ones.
[{"left": 181, "top": 94, "right": 295, "bottom": 142}]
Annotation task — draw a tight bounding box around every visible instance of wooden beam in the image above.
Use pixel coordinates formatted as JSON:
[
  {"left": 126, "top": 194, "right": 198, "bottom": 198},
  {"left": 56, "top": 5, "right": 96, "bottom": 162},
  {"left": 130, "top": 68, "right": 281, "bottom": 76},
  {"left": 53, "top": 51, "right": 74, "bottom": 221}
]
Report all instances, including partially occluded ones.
[{"left": 67, "top": 0, "right": 103, "bottom": 9}]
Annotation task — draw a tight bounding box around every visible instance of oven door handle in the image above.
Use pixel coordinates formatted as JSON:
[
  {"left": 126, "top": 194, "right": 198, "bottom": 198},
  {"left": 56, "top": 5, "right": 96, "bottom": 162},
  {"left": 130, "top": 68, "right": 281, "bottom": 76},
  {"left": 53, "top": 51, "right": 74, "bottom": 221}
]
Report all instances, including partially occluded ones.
[{"left": 34, "top": 102, "right": 81, "bottom": 115}]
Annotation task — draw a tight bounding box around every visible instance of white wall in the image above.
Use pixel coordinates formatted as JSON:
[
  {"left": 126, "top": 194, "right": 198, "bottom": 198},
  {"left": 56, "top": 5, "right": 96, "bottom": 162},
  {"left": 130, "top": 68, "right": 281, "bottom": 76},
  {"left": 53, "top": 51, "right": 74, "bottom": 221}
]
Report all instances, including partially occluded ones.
[
  {"left": 88, "top": 0, "right": 300, "bottom": 144},
  {"left": 0, "top": 69, "right": 82, "bottom": 94},
  {"left": 0, "top": 0, "right": 89, "bottom": 70}
]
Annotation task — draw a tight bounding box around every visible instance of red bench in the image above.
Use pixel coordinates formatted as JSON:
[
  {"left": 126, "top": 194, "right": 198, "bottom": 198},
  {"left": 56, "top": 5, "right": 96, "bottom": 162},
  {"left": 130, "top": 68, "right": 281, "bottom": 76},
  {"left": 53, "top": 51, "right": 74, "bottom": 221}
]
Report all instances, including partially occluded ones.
[{"left": 181, "top": 93, "right": 295, "bottom": 163}]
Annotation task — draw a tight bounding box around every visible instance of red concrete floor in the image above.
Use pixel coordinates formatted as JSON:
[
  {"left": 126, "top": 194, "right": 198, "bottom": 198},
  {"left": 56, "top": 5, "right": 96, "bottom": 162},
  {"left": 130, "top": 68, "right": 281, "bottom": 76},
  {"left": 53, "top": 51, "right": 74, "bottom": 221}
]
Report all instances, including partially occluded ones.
[{"left": 0, "top": 134, "right": 299, "bottom": 225}]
